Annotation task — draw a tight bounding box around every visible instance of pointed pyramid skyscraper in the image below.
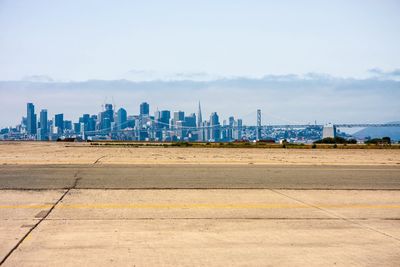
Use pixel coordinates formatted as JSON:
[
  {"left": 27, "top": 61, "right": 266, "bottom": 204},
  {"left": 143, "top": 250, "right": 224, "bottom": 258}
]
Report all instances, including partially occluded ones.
[{"left": 197, "top": 101, "right": 202, "bottom": 128}]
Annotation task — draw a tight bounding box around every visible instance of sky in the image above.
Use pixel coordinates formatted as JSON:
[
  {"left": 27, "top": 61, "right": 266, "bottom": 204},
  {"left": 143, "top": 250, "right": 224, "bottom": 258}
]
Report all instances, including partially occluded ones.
[{"left": 0, "top": 0, "right": 399, "bottom": 127}]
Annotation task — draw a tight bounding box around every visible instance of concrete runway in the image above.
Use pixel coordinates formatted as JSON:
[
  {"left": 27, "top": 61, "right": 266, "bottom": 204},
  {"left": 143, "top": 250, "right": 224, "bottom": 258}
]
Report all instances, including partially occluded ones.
[
  {"left": 1, "top": 164, "right": 400, "bottom": 189},
  {"left": 1, "top": 164, "right": 400, "bottom": 266}
]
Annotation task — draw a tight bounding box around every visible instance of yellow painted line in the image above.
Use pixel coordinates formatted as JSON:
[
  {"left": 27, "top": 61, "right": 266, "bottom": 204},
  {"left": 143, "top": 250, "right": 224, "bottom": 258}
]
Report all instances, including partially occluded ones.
[
  {"left": 0, "top": 203, "right": 400, "bottom": 209},
  {"left": 0, "top": 204, "right": 53, "bottom": 209}
]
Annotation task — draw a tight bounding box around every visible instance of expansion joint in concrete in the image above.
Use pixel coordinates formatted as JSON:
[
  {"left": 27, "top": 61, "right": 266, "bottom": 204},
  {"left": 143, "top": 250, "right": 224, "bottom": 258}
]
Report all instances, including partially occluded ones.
[
  {"left": 0, "top": 172, "right": 82, "bottom": 266},
  {"left": 269, "top": 189, "right": 400, "bottom": 243}
]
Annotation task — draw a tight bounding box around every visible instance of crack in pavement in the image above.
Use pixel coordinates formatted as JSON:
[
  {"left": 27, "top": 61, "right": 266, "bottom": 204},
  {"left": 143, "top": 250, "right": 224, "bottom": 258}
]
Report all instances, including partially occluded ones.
[
  {"left": 269, "top": 189, "right": 400, "bottom": 243},
  {"left": 93, "top": 155, "right": 106, "bottom": 165},
  {"left": 0, "top": 170, "right": 81, "bottom": 266}
]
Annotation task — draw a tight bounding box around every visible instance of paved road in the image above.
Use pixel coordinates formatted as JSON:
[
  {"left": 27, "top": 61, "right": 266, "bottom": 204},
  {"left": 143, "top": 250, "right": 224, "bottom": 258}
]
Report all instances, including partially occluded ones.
[{"left": 1, "top": 164, "right": 399, "bottom": 190}]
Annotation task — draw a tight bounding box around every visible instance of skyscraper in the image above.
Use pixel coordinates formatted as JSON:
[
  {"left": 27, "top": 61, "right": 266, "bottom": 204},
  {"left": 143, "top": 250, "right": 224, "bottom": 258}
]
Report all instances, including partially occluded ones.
[
  {"left": 210, "top": 112, "right": 220, "bottom": 141},
  {"left": 117, "top": 108, "right": 127, "bottom": 129},
  {"left": 234, "top": 119, "right": 243, "bottom": 140},
  {"left": 140, "top": 102, "right": 150, "bottom": 116},
  {"left": 256, "top": 109, "right": 262, "bottom": 140},
  {"left": 54, "top": 114, "right": 64, "bottom": 134},
  {"left": 79, "top": 114, "right": 90, "bottom": 132},
  {"left": 39, "top": 109, "right": 48, "bottom": 140},
  {"left": 173, "top": 111, "right": 185, "bottom": 122},
  {"left": 101, "top": 104, "right": 114, "bottom": 130},
  {"left": 197, "top": 101, "right": 202, "bottom": 128},
  {"left": 159, "top": 110, "right": 171, "bottom": 129},
  {"left": 184, "top": 113, "right": 196, "bottom": 128},
  {"left": 26, "top": 103, "right": 37, "bottom": 135},
  {"left": 228, "top": 116, "right": 235, "bottom": 141}
]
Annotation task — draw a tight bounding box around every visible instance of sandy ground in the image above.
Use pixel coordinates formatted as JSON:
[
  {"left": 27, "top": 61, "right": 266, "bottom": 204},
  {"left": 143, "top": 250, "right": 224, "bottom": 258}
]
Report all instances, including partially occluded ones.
[{"left": 1, "top": 141, "right": 399, "bottom": 165}]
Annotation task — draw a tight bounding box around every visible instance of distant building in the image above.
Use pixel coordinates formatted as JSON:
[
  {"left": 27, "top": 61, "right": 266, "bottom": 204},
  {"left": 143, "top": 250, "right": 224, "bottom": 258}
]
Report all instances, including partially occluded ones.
[
  {"left": 256, "top": 109, "right": 262, "bottom": 140},
  {"left": 210, "top": 112, "right": 220, "bottom": 141},
  {"left": 197, "top": 101, "right": 202, "bottom": 128},
  {"left": 38, "top": 109, "right": 48, "bottom": 140},
  {"left": 54, "top": 114, "right": 64, "bottom": 134},
  {"left": 73, "top": 122, "right": 81, "bottom": 134},
  {"left": 79, "top": 114, "right": 90, "bottom": 132},
  {"left": 227, "top": 116, "right": 235, "bottom": 141},
  {"left": 140, "top": 102, "right": 150, "bottom": 116},
  {"left": 159, "top": 110, "right": 171, "bottom": 129},
  {"left": 233, "top": 119, "right": 243, "bottom": 140},
  {"left": 26, "top": 103, "right": 37, "bottom": 135},
  {"left": 101, "top": 104, "right": 114, "bottom": 130},
  {"left": 184, "top": 113, "right": 196, "bottom": 128},
  {"left": 63, "top": 120, "right": 72, "bottom": 131},
  {"left": 88, "top": 115, "right": 97, "bottom": 131},
  {"left": 117, "top": 108, "right": 127, "bottom": 129},
  {"left": 322, "top": 123, "right": 336, "bottom": 138},
  {"left": 173, "top": 111, "right": 185, "bottom": 123}
]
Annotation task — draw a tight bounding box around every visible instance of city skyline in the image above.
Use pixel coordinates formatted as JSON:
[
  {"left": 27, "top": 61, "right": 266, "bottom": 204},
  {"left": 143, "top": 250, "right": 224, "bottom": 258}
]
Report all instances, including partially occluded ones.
[
  {"left": 1, "top": 74, "right": 399, "bottom": 129},
  {"left": 2, "top": 100, "right": 399, "bottom": 142},
  {"left": 11, "top": 101, "right": 248, "bottom": 142}
]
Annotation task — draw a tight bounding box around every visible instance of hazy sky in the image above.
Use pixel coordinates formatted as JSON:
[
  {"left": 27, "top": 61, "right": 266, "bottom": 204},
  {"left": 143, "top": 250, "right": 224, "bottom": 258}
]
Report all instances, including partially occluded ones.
[
  {"left": 0, "top": 0, "right": 399, "bottom": 128},
  {"left": 1, "top": 0, "right": 400, "bottom": 80}
]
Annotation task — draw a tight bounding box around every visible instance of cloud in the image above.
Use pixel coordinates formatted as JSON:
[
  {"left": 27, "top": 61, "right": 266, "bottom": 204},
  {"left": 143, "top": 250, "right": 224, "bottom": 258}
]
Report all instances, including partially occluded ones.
[
  {"left": 368, "top": 68, "right": 400, "bottom": 80},
  {"left": 21, "top": 75, "right": 54, "bottom": 83},
  {"left": 121, "top": 70, "right": 225, "bottom": 82},
  {"left": 1, "top": 73, "right": 399, "bottom": 128}
]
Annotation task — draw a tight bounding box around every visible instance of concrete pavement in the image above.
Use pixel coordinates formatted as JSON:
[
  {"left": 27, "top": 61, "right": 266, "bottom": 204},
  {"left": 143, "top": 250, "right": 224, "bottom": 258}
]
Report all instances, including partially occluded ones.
[
  {"left": 1, "top": 164, "right": 400, "bottom": 189},
  {"left": 1, "top": 188, "right": 400, "bottom": 266},
  {"left": 1, "top": 164, "right": 400, "bottom": 266}
]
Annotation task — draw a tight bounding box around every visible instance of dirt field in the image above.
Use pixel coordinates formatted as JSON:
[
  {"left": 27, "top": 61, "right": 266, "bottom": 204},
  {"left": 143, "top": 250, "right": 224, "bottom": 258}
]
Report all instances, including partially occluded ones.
[{"left": 1, "top": 141, "right": 399, "bottom": 165}]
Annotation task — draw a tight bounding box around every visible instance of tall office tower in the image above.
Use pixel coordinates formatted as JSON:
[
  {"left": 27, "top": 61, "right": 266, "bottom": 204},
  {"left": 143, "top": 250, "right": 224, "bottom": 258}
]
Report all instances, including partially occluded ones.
[
  {"left": 256, "top": 109, "right": 262, "bottom": 140},
  {"left": 198, "top": 121, "right": 207, "bottom": 142},
  {"left": 171, "top": 111, "right": 185, "bottom": 138},
  {"left": 159, "top": 110, "right": 171, "bottom": 129},
  {"left": 228, "top": 116, "right": 235, "bottom": 141},
  {"left": 104, "top": 104, "right": 114, "bottom": 122},
  {"left": 127, "top": 115, "right": 136, "bottom": 128},
  {"left": 210, "top": 112, "right": 220, "bottom": 141},
  {"left": 184, "top": 113, "right": 196, "bottom": 128},
  {"left": 101, "top": 104, "right": 114, "bottom": 130},
  {"left": 117, "top": 108, "right": 127, "bottom": 129},
  {"left": 87, "top": 116, "right": 96, "bottom": 132},
  {"left": 197, "top": 101, "right": 202, "bottom": 128},
  {"left": 154, "top": 109, "right": 161, "bottom": 128},
  {"left": 140, "top": 102, "right": 150, "bottom": 116},
  {"left": 79, "top": 114, "right": 90, "bottom": 132},
  {"left": 233, "top": 119, "right": 242, "bottom": 140},
  {"left": 73, "top": 122, "right": 81, "bottom": 134},
  {"left": 39, "top": 109, "right": 48, "bottom": 140},
  {"left": 102, "top": 117, "right": 111, "bottom": 130},
  {"left": 229, "top": 116, "right": 235, "bottom": 126},
  {"left": 175, "top": 120, "right": 185, "bottom": 140},
  {"left": 54, "top": 114, "right": 64, "bottom": 134},
  {"left": 63, "top": 120, "right": 73, "bottom": 131},
  {"left": 26, "top": 103, "right": 37, "bottom": 135},
  {"left": 173, "top": 111, "right": 185, "bottom": 122}
]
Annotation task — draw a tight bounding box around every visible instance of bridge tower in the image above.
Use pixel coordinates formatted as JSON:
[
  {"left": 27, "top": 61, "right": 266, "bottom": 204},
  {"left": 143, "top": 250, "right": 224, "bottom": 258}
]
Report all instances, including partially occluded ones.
[
  {"left": 322, "top": 123, "right": 337, "bottom": 139},
  {"left": 256, "top": 109, "right": 261, "bottom": 140}
]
